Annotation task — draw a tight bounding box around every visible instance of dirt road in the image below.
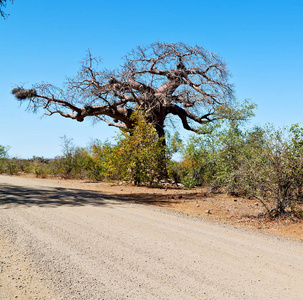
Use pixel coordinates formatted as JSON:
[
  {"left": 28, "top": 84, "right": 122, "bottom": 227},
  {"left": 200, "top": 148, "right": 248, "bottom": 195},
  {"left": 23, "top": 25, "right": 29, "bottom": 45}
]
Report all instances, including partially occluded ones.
[{"left": 0, "top": 175, "right": 303, "bottom": 299}]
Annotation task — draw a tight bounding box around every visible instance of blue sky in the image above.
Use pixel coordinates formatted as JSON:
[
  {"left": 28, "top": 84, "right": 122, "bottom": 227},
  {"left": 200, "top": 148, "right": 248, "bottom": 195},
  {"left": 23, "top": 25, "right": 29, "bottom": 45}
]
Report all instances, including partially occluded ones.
[{"left": 1, "top": 0, "right": 303, "bottom": 158}]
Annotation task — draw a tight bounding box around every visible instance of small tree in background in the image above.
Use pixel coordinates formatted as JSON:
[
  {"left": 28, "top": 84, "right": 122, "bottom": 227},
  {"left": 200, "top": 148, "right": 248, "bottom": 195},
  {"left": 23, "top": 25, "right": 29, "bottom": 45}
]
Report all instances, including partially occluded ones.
[
  {"left": 0, "top": 145, "right": 9, "bottom": 173},
  {"left": 52, "top": 136, "right": 91, "bottom": 179},
  {"left": 0, "top": 145, "right": 19, "bottom": 175},
  {"left": 0, "top": 145, "right": 8, "bottom": 159}
]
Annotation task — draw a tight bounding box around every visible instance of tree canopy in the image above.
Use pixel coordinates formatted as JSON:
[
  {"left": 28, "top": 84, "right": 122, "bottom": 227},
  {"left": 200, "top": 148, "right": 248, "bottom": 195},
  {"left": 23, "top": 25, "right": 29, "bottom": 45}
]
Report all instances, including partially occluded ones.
[
  {"left": 13, "top": 42, "right": 236, "bottom": 139},
  {"left": 0, "top": 145, "right": 8, "bottom": 159},
  {"left": 0, "top": 0, "right": 13, "bottom": 19}
]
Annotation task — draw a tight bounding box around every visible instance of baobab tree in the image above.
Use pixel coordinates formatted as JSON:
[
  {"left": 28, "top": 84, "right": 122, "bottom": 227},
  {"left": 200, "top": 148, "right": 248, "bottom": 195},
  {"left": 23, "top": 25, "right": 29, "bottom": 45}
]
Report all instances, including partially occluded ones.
[{"left": 12, "top": 42, "right": 236, "bottom": 143}]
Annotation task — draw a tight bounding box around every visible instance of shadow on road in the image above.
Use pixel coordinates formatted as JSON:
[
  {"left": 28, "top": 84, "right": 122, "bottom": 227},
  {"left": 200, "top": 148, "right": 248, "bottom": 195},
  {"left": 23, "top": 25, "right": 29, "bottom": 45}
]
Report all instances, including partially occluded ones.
[
  {"left": 0, "top": 184, "right": 117, "bottom": 208},
  {"left": 0, "top": 183, "right": 186, "bottom": 209}
]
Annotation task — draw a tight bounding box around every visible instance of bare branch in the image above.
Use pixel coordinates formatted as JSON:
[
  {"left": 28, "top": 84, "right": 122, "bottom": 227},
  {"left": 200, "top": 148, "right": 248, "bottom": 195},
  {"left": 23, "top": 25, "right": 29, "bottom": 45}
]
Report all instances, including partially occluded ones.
[
  {"left": 12, "top": 42, "right": 237, "bottom": 137},
  {"left": 97, "top": 116, "right": 128, "bottom": 129},
  {"left": 45, "top": 110, "right": 77, "bottom": 119}
]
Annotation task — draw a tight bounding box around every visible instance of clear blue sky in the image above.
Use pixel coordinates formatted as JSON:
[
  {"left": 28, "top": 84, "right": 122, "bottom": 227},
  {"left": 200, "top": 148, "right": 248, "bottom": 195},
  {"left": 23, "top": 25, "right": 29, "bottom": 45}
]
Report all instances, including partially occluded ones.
[{"left": 1, "top": 0, "right": 303, "bottom": 158}]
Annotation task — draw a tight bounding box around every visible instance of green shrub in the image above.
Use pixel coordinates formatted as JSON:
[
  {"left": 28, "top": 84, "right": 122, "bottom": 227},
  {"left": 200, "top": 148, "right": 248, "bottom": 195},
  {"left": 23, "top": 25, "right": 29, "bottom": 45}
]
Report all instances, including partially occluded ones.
[
  {"left": 109, "top": 111, "right": 167, "bottom": 186},
  {"left": 51, "top": 136, "right": 92, "bottom": 179},
  {"left": 229, "top": 124, "right": 303, "bottom": 215}
]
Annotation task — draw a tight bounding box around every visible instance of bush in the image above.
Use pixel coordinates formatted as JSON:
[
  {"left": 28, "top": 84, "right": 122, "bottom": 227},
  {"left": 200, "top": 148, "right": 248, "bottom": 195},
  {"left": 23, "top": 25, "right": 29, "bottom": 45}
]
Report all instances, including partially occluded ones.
[
  {"left": 230, "top": 124, "right": 303, "bottom": 215},
  {"left": 178, "top": 122, "right": 245, "bottom": 189},
  {"left": 0, "top": 145, "right": 9, "bottom": 173},
  {"left": 52, "top": 136, "right": 92, "bottom": 179},
  {"left": 109, "top": 111, "right": 167, "bottom": 186},
  {"left": 87, "top": 140, "right": 115, "bottom": 181}
]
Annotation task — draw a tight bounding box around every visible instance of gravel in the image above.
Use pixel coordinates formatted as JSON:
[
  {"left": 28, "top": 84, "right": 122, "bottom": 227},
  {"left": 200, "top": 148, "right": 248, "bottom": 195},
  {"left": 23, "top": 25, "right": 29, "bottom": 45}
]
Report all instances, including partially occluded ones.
[{"left": 0, "top": 175, "right": 303, "bottom": 299}]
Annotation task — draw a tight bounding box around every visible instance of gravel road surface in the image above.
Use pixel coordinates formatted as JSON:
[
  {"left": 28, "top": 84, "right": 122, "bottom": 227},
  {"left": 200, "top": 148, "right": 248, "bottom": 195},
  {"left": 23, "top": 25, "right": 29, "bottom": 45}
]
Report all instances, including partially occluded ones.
[{"left": 0, "top": 175, "right": 303, "bottom": 299}]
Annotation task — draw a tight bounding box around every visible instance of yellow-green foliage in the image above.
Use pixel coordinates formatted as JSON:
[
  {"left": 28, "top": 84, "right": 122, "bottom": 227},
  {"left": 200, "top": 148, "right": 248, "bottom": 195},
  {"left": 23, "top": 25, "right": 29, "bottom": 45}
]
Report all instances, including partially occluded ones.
[
  {"left": 87, "top": 111, "right": 167, "bottom": 185},
  {"left": 110, "top": 111, "right": 167, "bottom": 185},
  {"left": 88, "top": 140, "right": 115, "bottom": 180}
]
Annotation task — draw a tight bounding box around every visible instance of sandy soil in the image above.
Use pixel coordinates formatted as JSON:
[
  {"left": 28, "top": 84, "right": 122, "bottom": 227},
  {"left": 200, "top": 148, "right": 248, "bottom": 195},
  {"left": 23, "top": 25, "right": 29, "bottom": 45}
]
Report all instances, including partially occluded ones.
[{"left": 0, "top": 174, "right": 303, "bottom": 299}]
